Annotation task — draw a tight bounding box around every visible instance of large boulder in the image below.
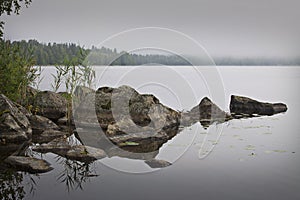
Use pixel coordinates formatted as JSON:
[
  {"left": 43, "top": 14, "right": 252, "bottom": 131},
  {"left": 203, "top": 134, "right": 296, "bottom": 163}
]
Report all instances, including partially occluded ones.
[
  {"left": 73, "top": 85, "right": 182, "bottom": 157},
  {"left": 230, "top": 95, "right": 288, "bottom": 116},
  {"left": 0, "top": 94, "right": 32, "bottom": 144},
  {"left": 30, "top": 91, "right": 67, "bottom": 121},
  {"left": 74, "top": 85, "right": 180, "bottom": 134}
]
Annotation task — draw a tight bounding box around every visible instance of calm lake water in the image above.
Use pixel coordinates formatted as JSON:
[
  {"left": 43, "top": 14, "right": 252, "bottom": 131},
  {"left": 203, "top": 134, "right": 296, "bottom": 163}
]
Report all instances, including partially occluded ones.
[{"left": 3, "top": 66, "right": 300, "bottom": 200}]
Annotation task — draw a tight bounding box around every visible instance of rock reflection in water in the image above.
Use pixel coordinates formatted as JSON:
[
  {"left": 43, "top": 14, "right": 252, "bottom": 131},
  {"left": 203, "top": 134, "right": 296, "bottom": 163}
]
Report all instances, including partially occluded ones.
[{"left": 0, "top": 84, "right": 289, "bottom": 199}]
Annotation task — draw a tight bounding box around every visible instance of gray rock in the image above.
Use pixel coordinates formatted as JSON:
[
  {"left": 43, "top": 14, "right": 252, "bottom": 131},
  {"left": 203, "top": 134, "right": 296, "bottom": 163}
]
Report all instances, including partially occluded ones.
[
  {"left": 0, "top": 94, "right": 32, "bottom": 144},
  {"left": 145, "top": 159, "right": 172, "bottom": 168},
  {"left": 32, "top": 138, "right": 71, "bottom": 155},
  {"left": 0, "top": 144, "right": 24, "bottom": 161},
  {"left": 183, "top": 97, "right": 230, "bottom": 127},
  {"left": 74, "top": 85, "right": 180, "bottom": 133},
  {"left": 4, "top": 156, "right": 53, "bottom": 173},
  {"left": 29, "top": 115, "right": 59, "bottom": 134},
  {"left": 32, "top": 129, "right": 67, "bottom": 144},
  {"left": 32, "top": 138, "right": 106, "bottom": 163},
  {"left": 65, "top": 145, "right": 106, "bottom": 163},
  {"left": 230, "top": 95, "right": 288, "bottom": 116},
  {"left": 57, "top": 116, "right": 68, "bottom": 125},
  {"left": 16, "top": 104, "right": 32, "bottom": 118},
  {"left": 30, "top": 91, "right": 67, "bottom": 121}
]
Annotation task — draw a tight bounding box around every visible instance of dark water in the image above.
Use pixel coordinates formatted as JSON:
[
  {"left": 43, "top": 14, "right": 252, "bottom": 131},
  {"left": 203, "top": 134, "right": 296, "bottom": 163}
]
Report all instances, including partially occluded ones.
[{"left": 1, "top": 66, "right": 300, "bottom": 200}]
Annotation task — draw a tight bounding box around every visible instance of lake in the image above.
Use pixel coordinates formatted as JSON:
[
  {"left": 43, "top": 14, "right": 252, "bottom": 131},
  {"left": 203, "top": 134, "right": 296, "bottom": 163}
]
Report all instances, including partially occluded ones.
[{"left": 1, "top": 66, "right": 300, "bottom": 200}]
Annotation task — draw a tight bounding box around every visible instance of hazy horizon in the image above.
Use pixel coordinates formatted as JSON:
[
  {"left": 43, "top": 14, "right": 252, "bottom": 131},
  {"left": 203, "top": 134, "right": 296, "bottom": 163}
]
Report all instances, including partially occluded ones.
[{"left": 1, "top": 0, "right": 300, "bottom": 59}]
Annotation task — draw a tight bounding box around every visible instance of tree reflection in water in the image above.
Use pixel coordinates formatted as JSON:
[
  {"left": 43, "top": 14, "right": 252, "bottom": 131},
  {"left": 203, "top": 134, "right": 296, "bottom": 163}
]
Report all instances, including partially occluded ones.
[
  {"left": 0, "top": 168, "right": 39, "bottom": 200},
  {"left": 55, "top": 156, "right": 99, "bottom": 192}
]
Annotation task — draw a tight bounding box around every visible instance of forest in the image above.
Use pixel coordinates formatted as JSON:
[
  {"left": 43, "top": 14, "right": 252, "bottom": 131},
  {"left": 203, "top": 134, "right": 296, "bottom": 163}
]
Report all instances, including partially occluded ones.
[
  {"left": 9, "top": 40, "right": 191, "bottom": 66},
  {"left": 6, "top": 39, "right": 300, "bottom": 66}
]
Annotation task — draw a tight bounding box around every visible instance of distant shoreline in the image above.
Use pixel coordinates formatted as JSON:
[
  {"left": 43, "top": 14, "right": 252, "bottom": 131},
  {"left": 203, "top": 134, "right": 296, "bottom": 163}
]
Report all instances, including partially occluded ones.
[{"left": 7, "top": 40, "right": 300, "bottom": 66}]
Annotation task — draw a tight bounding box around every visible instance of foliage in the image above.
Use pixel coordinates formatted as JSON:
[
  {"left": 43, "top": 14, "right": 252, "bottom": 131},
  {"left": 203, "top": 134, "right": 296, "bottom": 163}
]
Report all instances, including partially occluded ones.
[
  {"left": 51, "top": 49, "right": 95, "bottom": 129},
  {"left": 55, "top": 156, "right": 98, "bottom": 192},
  {"left": 8, "top": 40, "right": 192, "bottom": 66},
  {"left": 11, "top": 40, "right": 89, "bottom": 66},
  {"left": 0, "top": 40, "right": 37, "bottom": 102},
  {"left": 0, "top": 168, "right": 38, "bottom": 200},
  {"left": 0, "top": 0, "right": 32, "bottom": 38}
]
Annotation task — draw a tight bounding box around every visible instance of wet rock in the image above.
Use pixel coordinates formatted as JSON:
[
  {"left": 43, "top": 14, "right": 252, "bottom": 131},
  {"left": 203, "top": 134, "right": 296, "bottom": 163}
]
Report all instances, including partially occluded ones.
[
  {"left": 32, "top": 129, "right": 68, "bottom": 144},
  {"left": 57, "top": 116, "right": 68, "bottom": 125},
  {"left": 74, "top": 86, "right": 95, "bottom": 104},
  {"left": 106, "top": 146, "right": 159, "bottom": 160},
  {"left": 109, "top": 130, "right": 171, "bottom": 153},
  {"left": 32, "top": 138, "right": 106, "bottom": 163},
  {"left": 0, "top": 94, "right": 32, "bottom": 144},
  {"left": 145, "top": 159, "right": 172, "bottom": 168},
  {"left": 4, "top": 156, "right": 53, "bottom": 173},
  {"left": 0, "top": 144, "right": 24, "bottom": 161},
  {"left": 32, "top": 138, "right": 71, "bottom": 155},
  {"left": 30, "top": 91, "right": 67, "bottom": 121},
  {"left": 74, "top": 85, "right": 180, "bottom": 134},
  {"left": 29, "top": 115, "right": 59, "bottom": 134},
  {"left": 230, "top": 95, "right": 288, "bottom": 116},
  {"left": 65, "top": 145, "right": 106, "bottom": 163},
  {"left": 183, "top": 97, "right": 230, "bottom": 127}
]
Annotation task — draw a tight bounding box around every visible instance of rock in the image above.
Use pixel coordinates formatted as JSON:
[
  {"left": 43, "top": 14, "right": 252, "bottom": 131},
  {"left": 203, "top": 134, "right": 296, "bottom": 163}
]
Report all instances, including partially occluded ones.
[
  {"left": 183, "top": 97, "right": 230, "bottom": 127},
  {"left": 4, "top": 156, "right": 53, "bottom": 173},
  {"left": 17, "top": 86, "right": 39, "bottom": 107},
  {"left": 32, "top": 139, "right": 106, "bottom": 163},
  {"left": 30, "top": 91, "right": 67, "bottom": 121},
  {"left": 32, "top": 129, "right": 67, "bottom": 144},
  {"left": 57, "top": 116, "right": 68, "bottom": 125},
  {"left": 74, "top": 86, "right": 95, "bottom": 104},
  {"left": 109, "top": 130, "right": 171, "bottom": 153},
  {"left": 230, "top": 95, "right": 288, "bottom": 116},
  {"left": 0, "top": 144, "right": 24, "bottom": 161},
  {"left": 145, "top": 159, "right": 172, "bottom": 168},
  {"left": 32, "top": 138, "right": 71, "bottom": 155},
  {"left": 106, "top": 146, "right": 159, "bottom": 160},
  {"left": 29, "top": 115, "right": 59, "bottom": 134},
  {"left": 0, "top": 94, "right": 32, "bottom": 144},
  {"left": 74, "top": 85, "right": 180, "bottom": 133},
  {"left": 16, "top": 104, "right": 32, "bottom": 118},
  {"left": 65, "top": 145, "right": 106, "bottom": 163}
]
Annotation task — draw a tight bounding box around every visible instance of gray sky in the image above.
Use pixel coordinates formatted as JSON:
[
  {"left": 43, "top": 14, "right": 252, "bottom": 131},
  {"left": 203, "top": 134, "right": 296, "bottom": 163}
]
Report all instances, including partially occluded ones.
[{"left": 1, "top": 0, "right": 300, "bottom": 58}]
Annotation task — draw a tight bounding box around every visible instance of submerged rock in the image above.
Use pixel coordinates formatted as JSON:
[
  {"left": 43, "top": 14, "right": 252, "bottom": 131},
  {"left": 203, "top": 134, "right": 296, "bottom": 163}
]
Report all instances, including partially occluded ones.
[
  {"left": 230, "top": 95, "right": 288, "bottom": 116},
  {"left": 32, "top": 138, "right": 106, "bottom": 163},
  {"left": 0, "top": 94, "right": 32, "bottom": 144},
  {"left": 145, "top": 159, "right": 172, "bottom": 168},
  {"left": 65, "top": 145, "right": 106, "bottom": 163},
  {"left": 4, "top": 156, "right": 53, "bottom": 173}
]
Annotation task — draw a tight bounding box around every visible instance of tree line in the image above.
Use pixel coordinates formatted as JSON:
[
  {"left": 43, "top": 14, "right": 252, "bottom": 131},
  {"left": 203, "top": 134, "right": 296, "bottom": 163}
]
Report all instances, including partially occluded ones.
[
  {"left": 10, "top": 40, "right": 191, "bottom": 66},
  {"left": 8, "top": 40, "right": 300, "bottom": 66}
]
